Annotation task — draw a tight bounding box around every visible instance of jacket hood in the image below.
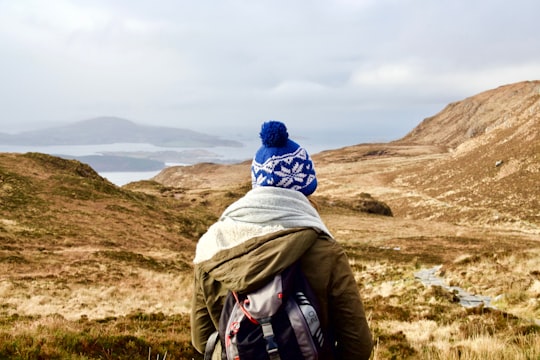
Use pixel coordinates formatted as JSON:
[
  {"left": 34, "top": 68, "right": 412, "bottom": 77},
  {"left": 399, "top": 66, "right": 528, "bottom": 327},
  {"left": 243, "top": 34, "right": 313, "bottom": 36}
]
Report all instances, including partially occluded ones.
[{"left": 195, "top": 228, "right": 322, "bottom": 293}]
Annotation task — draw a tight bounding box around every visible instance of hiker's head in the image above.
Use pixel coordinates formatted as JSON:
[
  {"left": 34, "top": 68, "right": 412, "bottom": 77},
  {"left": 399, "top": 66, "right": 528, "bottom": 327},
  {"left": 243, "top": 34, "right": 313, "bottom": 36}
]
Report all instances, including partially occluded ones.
[{"left": 251, "top": 120, "right": 317, "bottom": 196}]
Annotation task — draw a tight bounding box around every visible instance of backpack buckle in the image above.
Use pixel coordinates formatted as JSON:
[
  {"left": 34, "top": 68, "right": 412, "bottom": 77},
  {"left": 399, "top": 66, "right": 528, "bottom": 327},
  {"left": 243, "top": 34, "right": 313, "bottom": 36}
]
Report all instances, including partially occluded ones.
[{"left": 260, "top": 319, "right": 281, "bottom": 360}]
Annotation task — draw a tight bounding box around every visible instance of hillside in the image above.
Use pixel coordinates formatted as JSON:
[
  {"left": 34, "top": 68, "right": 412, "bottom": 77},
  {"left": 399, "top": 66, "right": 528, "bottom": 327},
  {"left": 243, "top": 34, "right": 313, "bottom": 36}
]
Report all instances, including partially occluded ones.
[
  {"left": 400, "top": 81, "right": 540, "bottom": 149},
  {"left": 1, "top": 81, "right": 539, "bottom": 359},
  {"left": 396, "top": 81, "right": 539, "bottom": 229},
  {"left": 153, "top": 80, "right": 539, "bottom": 231},
  {"left": 0, "top": 152, "right": 219, "bottom": 320}
]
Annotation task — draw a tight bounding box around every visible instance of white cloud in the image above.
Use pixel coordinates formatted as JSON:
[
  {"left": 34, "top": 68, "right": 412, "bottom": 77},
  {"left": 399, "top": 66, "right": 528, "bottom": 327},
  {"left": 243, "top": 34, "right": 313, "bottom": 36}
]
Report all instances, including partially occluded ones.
[
  {"left": 350, "top": 63, "right": 416, "bottom": 86},
  {"left": 269, "top": 81, "right": 328, "bottom": 97},
  {"left": 1, "top": 0, "right": 539, "bottom": 140}
]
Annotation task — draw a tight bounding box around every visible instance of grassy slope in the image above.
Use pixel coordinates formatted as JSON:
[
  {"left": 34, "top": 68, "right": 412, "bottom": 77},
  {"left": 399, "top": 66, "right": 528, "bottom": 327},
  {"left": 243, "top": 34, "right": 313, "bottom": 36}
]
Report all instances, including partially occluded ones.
[{"left": 0, "top": 153, "right": 225, "bottom": 359}]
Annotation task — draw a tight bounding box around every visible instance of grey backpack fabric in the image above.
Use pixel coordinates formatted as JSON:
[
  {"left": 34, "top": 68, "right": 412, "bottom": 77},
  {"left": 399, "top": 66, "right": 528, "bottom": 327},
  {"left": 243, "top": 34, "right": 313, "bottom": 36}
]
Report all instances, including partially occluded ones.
[{"left": 205, "top": 262, "right": 332, "bottom": 360}]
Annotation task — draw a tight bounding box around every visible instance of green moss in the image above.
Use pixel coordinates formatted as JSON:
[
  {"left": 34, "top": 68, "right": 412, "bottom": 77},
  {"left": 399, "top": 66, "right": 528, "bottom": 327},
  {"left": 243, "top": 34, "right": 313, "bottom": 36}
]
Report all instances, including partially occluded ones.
[
  {"left": 0, "top": 312, "right": 202, "bottom": 360},
  {"left": 0, "top": 167, "right": 46, "bottom": 211}
]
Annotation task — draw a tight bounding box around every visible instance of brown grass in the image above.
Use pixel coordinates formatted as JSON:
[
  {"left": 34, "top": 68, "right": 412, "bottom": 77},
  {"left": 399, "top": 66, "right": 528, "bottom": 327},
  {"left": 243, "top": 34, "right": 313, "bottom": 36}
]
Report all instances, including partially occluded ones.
[{"left": 1, "top": 81, "right": 539, "bottom": 358}]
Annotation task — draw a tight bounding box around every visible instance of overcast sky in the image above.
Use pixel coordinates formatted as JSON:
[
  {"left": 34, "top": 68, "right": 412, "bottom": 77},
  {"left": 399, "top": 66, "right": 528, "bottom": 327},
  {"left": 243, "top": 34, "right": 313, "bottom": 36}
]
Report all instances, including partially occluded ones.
[{"left": 1, "top": 0, "right": 539, "bottom": 145}]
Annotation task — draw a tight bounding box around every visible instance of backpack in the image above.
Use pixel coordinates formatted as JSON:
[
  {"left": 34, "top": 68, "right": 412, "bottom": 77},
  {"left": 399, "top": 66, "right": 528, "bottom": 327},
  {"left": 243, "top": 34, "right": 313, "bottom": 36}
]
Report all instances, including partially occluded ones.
[{"left": 204, "top": 262, "right": 332, "bottom": 360}]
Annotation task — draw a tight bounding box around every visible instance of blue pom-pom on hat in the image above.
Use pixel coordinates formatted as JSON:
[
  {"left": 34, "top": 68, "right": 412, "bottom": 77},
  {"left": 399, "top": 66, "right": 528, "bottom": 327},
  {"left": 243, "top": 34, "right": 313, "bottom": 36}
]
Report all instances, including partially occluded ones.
[
  {"left": 260, "top": 121, "right": 289, "bottom": 147},
  {"left": 251, "top": 120, "right": 317, "bottom": 196}
]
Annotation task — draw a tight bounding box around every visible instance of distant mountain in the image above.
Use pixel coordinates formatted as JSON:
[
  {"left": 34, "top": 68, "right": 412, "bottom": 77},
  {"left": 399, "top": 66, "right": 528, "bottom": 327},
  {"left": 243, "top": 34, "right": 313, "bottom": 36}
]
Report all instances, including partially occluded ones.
[
  {"left": 0, "top": 117, "right": 243, "bottom": 148},
  {"left": 58, "top": 154, "right": 166, "bottom": 172}
]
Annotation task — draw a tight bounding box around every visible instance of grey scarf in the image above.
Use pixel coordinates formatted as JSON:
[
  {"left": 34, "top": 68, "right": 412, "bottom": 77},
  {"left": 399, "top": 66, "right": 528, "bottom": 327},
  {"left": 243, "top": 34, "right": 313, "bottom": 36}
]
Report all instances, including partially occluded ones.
[{"left": 193, "top": 187, "right": 332, "bottom": 264}]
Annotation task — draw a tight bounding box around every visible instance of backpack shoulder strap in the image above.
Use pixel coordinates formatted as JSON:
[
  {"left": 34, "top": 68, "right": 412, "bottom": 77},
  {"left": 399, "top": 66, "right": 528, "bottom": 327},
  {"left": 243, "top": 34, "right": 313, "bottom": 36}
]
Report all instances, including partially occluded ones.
[{"left": 204, "top": 330, "right": 220, "bottom": 360}]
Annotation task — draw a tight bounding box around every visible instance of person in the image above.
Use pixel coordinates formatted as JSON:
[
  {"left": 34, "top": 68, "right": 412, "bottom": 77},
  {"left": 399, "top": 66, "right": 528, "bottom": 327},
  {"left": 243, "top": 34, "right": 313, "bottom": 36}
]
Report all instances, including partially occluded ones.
[{"left": 190, "top": 120, "right": 373, "bottom": 359}]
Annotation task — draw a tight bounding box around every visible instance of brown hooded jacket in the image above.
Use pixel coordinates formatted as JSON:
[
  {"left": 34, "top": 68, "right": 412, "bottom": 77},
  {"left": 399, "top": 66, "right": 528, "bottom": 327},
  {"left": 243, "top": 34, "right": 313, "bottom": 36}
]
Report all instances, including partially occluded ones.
[{"left": 191, "top": 227, "right": 373, "bottom": 359}]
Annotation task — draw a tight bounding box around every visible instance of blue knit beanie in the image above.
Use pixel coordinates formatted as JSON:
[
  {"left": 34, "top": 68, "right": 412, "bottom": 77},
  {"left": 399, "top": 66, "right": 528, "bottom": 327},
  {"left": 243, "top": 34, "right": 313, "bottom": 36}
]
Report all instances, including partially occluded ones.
[{"left": 251, "top": 121, "right": 317, "bottom": 196}]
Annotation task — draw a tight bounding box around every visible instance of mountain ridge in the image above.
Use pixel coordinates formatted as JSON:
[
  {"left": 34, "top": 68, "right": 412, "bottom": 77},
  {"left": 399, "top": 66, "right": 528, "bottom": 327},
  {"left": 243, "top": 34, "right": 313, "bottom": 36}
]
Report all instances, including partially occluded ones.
[
  {"left": 393, "top": 80, "right": 539, "bottom": 227},
  {"left": 0, "top": 116, "right": 243, "bottom": 148},
  {"left": 399, "top": 80, "right": 540, "bottom": 148}
]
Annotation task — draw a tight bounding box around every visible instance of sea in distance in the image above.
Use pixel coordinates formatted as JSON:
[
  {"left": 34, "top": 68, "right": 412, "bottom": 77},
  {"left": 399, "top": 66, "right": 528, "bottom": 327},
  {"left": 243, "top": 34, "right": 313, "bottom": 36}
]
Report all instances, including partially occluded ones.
[{"left": 0, "top": 133, "right": 360, "bottom": 186}]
